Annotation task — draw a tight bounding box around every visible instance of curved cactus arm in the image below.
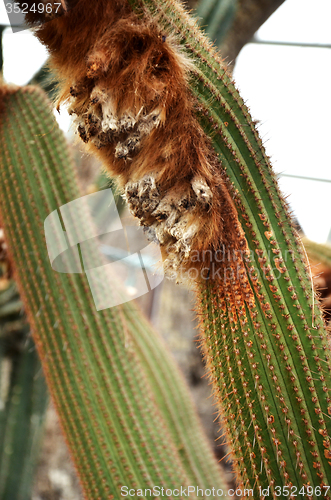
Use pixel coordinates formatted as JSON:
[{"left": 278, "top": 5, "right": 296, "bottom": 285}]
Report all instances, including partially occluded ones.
[
  {"left": 0, "top": 85, "right": 228, "bottom": 498},
  {"left": 126, "top": 0, "right": 331, "bottom": 496}
]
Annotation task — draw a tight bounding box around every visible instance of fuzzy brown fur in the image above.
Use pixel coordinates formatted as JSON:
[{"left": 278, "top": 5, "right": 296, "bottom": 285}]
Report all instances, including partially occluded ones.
[{"left": 21, "top": 0, "right": 250, "bottom": 287}]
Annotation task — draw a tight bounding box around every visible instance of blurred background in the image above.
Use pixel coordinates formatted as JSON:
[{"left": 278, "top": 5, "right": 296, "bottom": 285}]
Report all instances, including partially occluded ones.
[{"left": 1, "top": 0, "right": 331, "bottom": 498}]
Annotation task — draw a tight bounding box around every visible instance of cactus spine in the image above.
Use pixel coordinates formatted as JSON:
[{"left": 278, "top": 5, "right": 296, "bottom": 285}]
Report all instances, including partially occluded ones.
[{"left": 126, "top": 0, "right": 331, "bottom": 496}]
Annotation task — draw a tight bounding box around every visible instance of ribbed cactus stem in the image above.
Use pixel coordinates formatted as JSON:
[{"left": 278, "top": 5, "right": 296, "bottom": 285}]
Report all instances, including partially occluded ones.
[
  {"left": 0, "top": 85, "right": 228, "bottom": 499},
  {"left": 127, "top": 0, "right": 331, "bottom": 496}
]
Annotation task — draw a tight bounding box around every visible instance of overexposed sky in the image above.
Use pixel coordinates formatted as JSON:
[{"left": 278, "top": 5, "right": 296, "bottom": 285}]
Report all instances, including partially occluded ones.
[
  {"left": 1, "top": 0, "right": 331, "bottom": 242},
  {"left": 234, "top": 0, "right": 331, "bottom": 242}
]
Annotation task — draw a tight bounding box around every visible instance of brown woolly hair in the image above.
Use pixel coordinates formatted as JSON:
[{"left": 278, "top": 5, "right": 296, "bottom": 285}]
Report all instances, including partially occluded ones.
[{"left": 21, "top": 0, "right": 251, "bottom": 292}]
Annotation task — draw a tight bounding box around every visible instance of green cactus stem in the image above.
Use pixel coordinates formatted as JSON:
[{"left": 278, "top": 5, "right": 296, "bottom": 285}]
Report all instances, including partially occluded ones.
[
  {"left": 125, "top": 0, "right": 331, "bottom": 496},
  {"left": 196, "top": 0, "right": 238, "bottom": 48},
  {"left": 0, "top": 85, "right": 228, "bottom": 499}
]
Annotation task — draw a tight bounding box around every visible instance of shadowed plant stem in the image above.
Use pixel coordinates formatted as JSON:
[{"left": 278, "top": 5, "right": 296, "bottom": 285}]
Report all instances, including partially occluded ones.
[{"left": 127, "top": 0, "right": 331, "bottom": 496}]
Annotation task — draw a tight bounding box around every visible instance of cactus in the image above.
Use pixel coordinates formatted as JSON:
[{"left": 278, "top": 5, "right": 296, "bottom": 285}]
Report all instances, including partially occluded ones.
[
  {"left": 0, "top": 332, "right": 48, "bottom": 500},
  {"left": 122, "top": 0, "right": 331, "bottom": 496},
  {"left": 0, "top": 237, "right": 48, "bottom": 500},
  {"left": 196, "top": 0, "right": 238, "bottom": 47},
  {"left": 3, "top": 0, "right": 331, "bottom": 497},
  {"left": 0, "top": 85, "right": 227, "bottom": 498}
]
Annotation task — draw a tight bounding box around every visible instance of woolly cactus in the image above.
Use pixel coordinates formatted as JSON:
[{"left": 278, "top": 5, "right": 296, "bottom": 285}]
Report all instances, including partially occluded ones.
[{"left": 2, "top": 0, "right": 331, "bottom": 497}]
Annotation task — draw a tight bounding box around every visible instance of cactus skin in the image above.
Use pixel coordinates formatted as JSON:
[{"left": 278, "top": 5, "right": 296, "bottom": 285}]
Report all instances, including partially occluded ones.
[
  {"left": 123, "top": 0, "right": 331, "bottom": 496},
  {"left": 0, "top": 85, "right": 228, "bottom": 499}
]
